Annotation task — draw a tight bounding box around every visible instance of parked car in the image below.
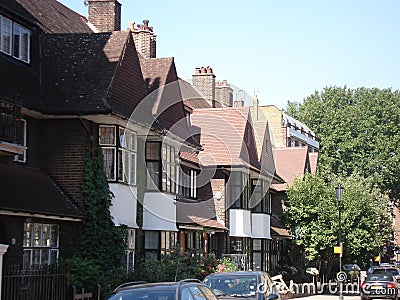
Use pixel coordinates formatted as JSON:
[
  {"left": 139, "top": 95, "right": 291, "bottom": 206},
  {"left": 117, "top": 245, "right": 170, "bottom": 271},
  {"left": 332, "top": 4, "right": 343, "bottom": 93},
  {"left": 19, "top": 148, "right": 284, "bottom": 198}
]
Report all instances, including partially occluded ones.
[
  {"left": 106, "top": 279, "right": 218, "bottom": 300},
  {"left": 370, "top": 267, "right": 400, "bottom": 281},
  {"left": 343, "top": 263, "right": 361, "bottom": 281},
  {"left": 367, "top": 266, "right": 380, "bottom": 275},
  {"left": 203, "top": 271, "right": 279, "bottom": 300},
  {"left": 361, "top": 272, "right": 400, "bottom": 300}
]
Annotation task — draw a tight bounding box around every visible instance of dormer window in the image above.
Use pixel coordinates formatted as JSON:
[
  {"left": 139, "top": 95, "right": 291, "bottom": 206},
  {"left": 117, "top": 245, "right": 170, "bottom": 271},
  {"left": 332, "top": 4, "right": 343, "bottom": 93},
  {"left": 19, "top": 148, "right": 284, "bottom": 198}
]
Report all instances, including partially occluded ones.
[{"left": 1, "top": 15, "right": 31, "bottom": 63}]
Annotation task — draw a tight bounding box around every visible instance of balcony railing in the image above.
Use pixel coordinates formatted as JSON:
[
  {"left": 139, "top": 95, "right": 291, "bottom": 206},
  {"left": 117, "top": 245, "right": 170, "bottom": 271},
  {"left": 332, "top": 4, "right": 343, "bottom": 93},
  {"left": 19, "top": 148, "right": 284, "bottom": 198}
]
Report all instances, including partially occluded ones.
[{"left": 0, "top": 99, "right": 22, "bottom": 145}]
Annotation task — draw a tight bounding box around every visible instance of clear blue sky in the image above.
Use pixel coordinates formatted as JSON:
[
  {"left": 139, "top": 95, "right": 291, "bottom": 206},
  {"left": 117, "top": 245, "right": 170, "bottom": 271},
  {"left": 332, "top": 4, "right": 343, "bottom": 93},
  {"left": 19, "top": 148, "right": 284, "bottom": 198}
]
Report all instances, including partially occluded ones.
[{"left": 58, "top": 0, "right": 400, "bottom": 110}]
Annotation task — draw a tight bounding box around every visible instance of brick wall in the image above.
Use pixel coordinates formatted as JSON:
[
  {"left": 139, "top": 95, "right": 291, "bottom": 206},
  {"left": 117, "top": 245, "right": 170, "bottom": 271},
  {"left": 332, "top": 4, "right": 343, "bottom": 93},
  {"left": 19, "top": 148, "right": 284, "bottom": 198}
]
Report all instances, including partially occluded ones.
[
  {"left": 36, "top": 119, "right": 90, "bottom": 209},
  {"left": 259, "top": 106, "right": 287, "bottom": 148},
  {"left": 88, "top": 0, "right": 121, "bottom": 32}
]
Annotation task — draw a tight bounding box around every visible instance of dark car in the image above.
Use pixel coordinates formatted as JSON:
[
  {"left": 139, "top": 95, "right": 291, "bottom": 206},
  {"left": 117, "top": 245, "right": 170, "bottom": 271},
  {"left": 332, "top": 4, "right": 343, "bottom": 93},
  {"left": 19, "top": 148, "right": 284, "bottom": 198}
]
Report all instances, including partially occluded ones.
[
  {"left": 361, "top": 272, "right": 400, "bottom": 300},
  {"left": 370, "top": 267, "right": 400, "bottom": 281},
  {"left": 106, "top": 279, "right": 218, "bottom": 300},
  {"left": 203, "top": 271, "right": 279, "bottom": 300},
  {"left": 343, "top": 263, "right": 361, "bottom": 281}
]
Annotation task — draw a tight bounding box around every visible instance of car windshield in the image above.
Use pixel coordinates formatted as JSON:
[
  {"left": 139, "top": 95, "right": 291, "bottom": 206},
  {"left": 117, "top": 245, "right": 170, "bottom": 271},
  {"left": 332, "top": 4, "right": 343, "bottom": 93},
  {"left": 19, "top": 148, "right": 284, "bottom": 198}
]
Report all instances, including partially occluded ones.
[
  {"left": 366, "top": 274, "right": 394, "bottom": 282},
  {"left": 108, "top": 290, "right": 175, "bottom": 300},
  {"left": 372, "top": 268, "right": 399, "bottom": 276},
  {"left": 204, "top": 275, "right": 259, "bottom": 296}
]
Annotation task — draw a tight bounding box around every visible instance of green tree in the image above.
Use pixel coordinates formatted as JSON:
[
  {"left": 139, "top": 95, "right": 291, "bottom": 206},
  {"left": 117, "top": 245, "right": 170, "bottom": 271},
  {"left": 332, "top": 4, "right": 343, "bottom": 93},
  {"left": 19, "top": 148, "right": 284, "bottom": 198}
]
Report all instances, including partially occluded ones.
[
  {"left": 288, "top": 86, "right": 400, "bottom": 200},
  {"left": 285, "top": 172, "right": 392, "bottom": 267}
]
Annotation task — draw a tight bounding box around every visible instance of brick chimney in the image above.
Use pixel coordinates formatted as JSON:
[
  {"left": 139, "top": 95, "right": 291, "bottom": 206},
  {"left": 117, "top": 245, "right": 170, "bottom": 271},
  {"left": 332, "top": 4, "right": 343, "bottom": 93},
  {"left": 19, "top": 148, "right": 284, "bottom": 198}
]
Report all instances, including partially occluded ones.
[
  {"left": 215, "top": 80, "right": 233, "bottom": 107},
  {"left": 88, "top": 0, "right": 121, "bottom": 32},
  {"left": 192, "top": 66, "right": 216, "bottom": 107},
  {"left": 129, "top": 20, "right": 157, "bottom": 58},
  {"left": 234, "top": 100, "right": 244, "bottom": 107}
]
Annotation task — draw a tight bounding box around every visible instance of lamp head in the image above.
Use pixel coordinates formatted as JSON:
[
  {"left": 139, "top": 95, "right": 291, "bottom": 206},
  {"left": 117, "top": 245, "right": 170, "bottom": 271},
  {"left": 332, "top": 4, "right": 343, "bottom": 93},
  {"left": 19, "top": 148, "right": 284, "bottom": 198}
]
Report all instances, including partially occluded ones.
[{"left": 335, "top": 183, "right": 344, "bottom": 202}]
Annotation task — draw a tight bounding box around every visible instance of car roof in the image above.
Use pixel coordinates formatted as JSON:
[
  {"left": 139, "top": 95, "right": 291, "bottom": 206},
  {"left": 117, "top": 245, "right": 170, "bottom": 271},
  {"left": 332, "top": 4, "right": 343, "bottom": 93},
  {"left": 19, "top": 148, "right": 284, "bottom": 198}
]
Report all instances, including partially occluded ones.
[
  {"left": 114, "top": 280, "right": 202, "bottom": 293},
  {"left": 205, "top": 271, "right": 265, "bottom": 277}
]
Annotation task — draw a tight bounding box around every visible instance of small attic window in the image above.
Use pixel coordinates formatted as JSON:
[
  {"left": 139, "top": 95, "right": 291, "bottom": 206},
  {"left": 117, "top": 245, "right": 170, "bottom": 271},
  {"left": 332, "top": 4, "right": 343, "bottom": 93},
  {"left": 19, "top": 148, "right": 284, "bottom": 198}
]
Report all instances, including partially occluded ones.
[{"left": 0, "top": 15, "right": 31, "bottom": 63}]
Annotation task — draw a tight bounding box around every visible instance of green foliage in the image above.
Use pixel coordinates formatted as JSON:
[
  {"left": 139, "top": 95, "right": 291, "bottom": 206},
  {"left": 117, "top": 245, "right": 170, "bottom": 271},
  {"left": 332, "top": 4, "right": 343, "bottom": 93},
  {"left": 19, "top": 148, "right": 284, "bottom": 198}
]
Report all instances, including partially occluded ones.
[
  {"left": 60, "top": 257, "right": 102, "bottom": 289},
  {"left": 126, "top": 249, "right": 238, "bottom": 284},
  {"left": 67, "top": 147, "right": 126, "bottom": 291},
  {"left": 285, "top": 172, "right": 392, "bottom": 267},
  {"left": 288, "top": 86, "right": 400, "bottom": 200}
]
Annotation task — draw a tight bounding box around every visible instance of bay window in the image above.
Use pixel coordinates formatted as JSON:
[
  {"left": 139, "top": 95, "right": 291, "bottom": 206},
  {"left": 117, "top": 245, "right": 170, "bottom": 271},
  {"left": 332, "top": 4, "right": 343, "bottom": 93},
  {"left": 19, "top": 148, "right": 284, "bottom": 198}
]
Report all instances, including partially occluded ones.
[
  {"left": 181, "top": 169, "right": 197, "bottom": 198},
  {"left": 229, "top": 171, "right": 250, "bottom": 209},
  {"left": 145, "top": 141, "right": 177, "bottom": 193},
  {"left": 161, "top": 231, "right": 177, "bottom": 255},
  {"left": 144, "top": 231, "right": 159, "bottom": 260},
  {"left": 99, "top": 125, "right": 137, "bottom": 185},
  {"left": 146, "top": 142, "right": 161, "bottom": 190},
  {"left": 251, "top": 179, "right": 271, "bottom": 214}
]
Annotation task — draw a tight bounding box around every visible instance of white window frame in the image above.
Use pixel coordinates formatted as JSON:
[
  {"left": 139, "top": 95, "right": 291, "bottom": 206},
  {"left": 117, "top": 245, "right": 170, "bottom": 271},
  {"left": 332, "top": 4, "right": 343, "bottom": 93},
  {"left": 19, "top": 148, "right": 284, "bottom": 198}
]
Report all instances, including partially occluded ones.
[
  {"left": 0, "top": 15, "right": 30, "bottom": 63},
  {"left": 181, "top": 168, "right": 197, "bottom": 199},
  {"left": 14, "top": 118, "right": 27, "bottom": 162},
  {"left": 12, "top": 22, "right": 30, "bottom": 62},
  {"left": 23, "top": 222, "right": 59, "bottom": 267},
  {"left": 162, "top": 144, "right": 177, "bottom": 193},
  {"left": 1, "top": 16, "right": 12, "bottom": 55},
  {"left": 99, "top": 125, "right": 117, "bottom": 181},
  {"left": 126, "top": 228, "right": 135, "bottom": 272},
  {"left": 118, "top": 128, "right": 137, "bottom": 185}
]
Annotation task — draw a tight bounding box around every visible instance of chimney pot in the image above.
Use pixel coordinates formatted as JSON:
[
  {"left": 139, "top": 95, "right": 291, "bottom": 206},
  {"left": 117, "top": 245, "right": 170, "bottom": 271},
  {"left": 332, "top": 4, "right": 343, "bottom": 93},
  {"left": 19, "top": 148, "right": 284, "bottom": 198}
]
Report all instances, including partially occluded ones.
[
  {"left": 129, "top": 21, "right": 135, "bottom": 30},
  {"left": 143, "top": 19, "right": 149, "bottom": 27}
]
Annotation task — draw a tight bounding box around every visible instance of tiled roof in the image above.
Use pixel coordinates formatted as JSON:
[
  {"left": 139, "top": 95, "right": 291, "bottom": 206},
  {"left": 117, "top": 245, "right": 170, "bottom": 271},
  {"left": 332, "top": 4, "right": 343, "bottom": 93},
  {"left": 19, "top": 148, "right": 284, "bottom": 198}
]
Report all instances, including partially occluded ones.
[
  {"left": 183, "top": 98, "right": 213, "bottom": 110},
  {"left": 42, "top": 30, "right": 146, "bottom": 117},
  {"left": 0, "top": 163, "right": 83, "bottom": 219},
  {"left": 270, "top": 215, "right": 292, "bottom": 238},
  {"left": 180, "top": 151, "right": 199, "bottom": 165},
  {"left": 190, "top": 107, "right": 259, "bottom": 168},
  {"left": 15, "top": 0, "right": 92, "bottom": 33},
  {"left": 176, "top": 199, "right": 227, "bottom": 230},
  {"left": 140, "top": 57, "right": 175, "bottom": 94},
  {"left": 139, "top": 57, "right": 194, "bottom": 142},
  {"left": 271, "top": 147, "right": 309, "bottom": 191},
  {"left": 179, "top": 79, "right": 212, "bottom": 109},
  {"left": 252, "top": 120, "right": 276, "bottom": 177}
]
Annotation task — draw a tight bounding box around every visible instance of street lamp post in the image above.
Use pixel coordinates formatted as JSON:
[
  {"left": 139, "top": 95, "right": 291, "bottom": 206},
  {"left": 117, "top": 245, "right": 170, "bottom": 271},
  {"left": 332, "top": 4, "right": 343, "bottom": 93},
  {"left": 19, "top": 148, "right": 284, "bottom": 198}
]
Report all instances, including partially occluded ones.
[{"left": 336, "top": 183, "right": 344, "bottom": 300}]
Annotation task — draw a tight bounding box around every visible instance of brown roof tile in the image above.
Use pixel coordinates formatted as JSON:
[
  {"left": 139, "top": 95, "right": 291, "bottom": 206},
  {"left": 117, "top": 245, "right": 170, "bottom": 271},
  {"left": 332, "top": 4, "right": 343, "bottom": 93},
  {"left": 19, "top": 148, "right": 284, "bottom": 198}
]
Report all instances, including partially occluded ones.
[
  {"left": 0, "top": 163, "right": 83, "bottom": 219},
  {"left": 271, "top": 147, "right": 309, "bottom": 191},
  {"left": 15, "top": 0, "right": 92, "bottom": 33},
  {"left": 177, "top": 199, "right": 227, "bottom": 230},
  {"left": 42, "top": 30, "right": 146, "bottom": 117},
  {"left": 191, "top": 107, "right": 259, "bottom": 168},
  {"left": 180, "top": 151, "right": 199, "bottom": 165},
  {"left": 139, "top": 58, "right": 194, "bottom": 143}
]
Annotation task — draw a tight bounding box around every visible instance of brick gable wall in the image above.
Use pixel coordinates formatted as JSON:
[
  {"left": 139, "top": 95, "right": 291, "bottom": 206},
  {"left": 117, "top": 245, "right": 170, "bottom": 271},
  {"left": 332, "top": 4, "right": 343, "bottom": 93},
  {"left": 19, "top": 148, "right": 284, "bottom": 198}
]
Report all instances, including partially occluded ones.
[{"left": 35, "top": 119, "right": 91, "bottom": 209}]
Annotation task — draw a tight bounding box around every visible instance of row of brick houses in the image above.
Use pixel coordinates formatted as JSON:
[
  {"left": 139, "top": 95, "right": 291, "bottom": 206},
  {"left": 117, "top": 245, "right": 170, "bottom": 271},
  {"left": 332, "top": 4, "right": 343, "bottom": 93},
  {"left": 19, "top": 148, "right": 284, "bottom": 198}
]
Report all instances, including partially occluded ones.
[{"left": 0, "top": 0, "right": 319, "bottom": 292}]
